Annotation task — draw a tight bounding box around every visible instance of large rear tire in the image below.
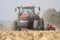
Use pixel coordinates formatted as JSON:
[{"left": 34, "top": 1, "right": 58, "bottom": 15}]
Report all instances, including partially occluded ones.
[
  {"left": 38, "top": 18, "right": 44, "bottom": 30},
  {"left": 33, "top": 18, "right": 44, "bottom": 30},
  {"left": 33, "top": 20, "right": 38, "bottom": 30}
]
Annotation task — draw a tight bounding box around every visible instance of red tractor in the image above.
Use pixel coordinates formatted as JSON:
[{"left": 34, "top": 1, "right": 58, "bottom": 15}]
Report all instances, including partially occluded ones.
[{"left": 14, "top": 6, "right": 44, "bottom": 30}]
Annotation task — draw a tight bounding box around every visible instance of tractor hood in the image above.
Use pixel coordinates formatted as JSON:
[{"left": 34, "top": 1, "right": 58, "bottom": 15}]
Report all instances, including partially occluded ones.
[{"left": 20, "top": 13, "right": 30, "bottom": 18}]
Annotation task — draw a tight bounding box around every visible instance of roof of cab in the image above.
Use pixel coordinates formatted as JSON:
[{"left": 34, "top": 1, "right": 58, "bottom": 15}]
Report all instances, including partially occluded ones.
[{"left": 17, "top": 6, "right": 35, "bottom": 8}]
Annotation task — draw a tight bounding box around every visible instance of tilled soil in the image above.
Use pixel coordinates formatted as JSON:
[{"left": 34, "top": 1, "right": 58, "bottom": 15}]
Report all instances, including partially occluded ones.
[{"left": 0, "top": 30, "right": 60, "bottom": 40}]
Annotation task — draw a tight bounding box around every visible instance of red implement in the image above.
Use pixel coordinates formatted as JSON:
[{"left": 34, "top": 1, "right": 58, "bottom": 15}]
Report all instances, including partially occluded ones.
[{"left": 46, "top": 24, "right": 56, "bottom": 30}]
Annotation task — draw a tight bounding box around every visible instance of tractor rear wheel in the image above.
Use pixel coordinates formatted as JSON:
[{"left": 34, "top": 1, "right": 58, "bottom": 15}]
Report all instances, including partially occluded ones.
[
  {"left": 33, "top": 20, "right": 38, "bottom": 30},
  {"left": 33, "top": 18, "right": 44, "bottom": 30}
]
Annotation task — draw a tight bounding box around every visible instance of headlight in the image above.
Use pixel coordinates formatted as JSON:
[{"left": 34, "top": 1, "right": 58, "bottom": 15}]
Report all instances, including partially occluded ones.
[{"left": 20, "top": 21, "right": 28, "bottom": 23}]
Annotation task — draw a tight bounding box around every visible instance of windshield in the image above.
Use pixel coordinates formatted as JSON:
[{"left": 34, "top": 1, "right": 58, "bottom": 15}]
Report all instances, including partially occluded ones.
[{"left": 22, "top": 8, "right": 34, "bottom": 16}]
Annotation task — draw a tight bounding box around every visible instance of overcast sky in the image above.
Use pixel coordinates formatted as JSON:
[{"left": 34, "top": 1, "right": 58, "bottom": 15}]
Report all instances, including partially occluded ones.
[{"left": 0, "top": 0, "right": 60, "bottom": 21}]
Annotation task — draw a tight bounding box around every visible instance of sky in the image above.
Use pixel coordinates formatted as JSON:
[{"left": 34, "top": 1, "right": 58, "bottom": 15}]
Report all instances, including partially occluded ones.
[{"left": 0, "top": 0, "right": 60, "bottom": 21}]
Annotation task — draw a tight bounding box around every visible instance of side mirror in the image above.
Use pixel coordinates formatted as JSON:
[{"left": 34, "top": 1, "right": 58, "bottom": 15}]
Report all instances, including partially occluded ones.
[
  {"left": 15, "top": 7, "right": 20, "bottom": 12},
  {"left": 15, "top": 8, "right": 17, "bottom": 12},
  {"left": 38, "top": 7, "right": 40, "bottom": 11}
]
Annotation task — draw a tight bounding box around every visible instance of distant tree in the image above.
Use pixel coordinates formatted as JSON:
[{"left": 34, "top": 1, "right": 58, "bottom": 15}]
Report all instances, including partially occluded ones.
[
  {"left": 42, "top": 8, "right": 57, "bottom": 25},
  {"left": 56, "top": 11, "right": 60, "bottom": 28},
  {"left": 0, "top": 23, "right": 3, "bottom": 27},
  {"left": 0, "top": 23, "right": 6, "bottom": 31},
  {"left": 42, "top": 8, "right": 60, "bottom": 29}
]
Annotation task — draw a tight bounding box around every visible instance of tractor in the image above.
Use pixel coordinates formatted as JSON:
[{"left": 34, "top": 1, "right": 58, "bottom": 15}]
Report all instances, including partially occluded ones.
[{"left": 14, "top": 6, "right": 44, "bottom": 30}]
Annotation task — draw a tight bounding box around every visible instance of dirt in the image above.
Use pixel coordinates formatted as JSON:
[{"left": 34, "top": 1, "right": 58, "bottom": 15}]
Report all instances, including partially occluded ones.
[{"left": 0, "top": 30, "right": 60, "bottom": 40}]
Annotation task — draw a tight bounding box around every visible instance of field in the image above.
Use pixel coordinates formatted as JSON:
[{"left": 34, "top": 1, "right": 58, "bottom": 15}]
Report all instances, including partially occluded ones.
[{"left": 0, "top": 30, "right": 60, "bottom": 40}]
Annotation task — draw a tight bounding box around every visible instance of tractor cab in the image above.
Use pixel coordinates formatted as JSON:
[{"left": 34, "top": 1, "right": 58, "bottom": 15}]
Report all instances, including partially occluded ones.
[
  {"left": 16, "top": 6, "right": 36, "bottom": 18},
  {"left": 21, "top": 7, "right": 35, "bottom": 17}
]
